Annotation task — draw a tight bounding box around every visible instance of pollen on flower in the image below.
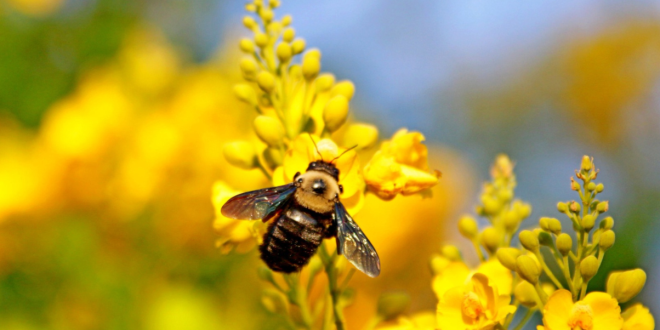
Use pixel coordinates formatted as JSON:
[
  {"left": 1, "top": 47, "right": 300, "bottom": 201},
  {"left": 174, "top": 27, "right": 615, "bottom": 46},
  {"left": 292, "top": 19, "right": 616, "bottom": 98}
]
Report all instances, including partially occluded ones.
[
  {"left": 461, "top": 291, "right": 486, "bottom": 320},
  {"left": 568, "top": 304, "right": 595, "bottom": 330}
]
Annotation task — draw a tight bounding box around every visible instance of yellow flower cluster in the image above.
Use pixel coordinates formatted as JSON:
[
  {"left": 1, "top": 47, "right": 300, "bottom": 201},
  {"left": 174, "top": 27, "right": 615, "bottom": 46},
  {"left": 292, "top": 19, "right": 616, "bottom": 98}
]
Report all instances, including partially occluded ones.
[
  {"left": 212, "top": 0, "right": 440, "bottom": 250},
  {"left": 379, "top": 155, "right": 655, "bottom": 330}
]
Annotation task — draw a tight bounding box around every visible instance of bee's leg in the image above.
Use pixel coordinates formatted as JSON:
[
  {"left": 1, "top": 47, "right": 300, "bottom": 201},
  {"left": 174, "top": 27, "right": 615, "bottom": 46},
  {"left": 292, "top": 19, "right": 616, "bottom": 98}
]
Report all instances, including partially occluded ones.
[
  {"left": 324, "top": 219, "right": 337, "bottom": 238},
  {"left": 338, "top": 184, "right": 343, "bottom": 194}
]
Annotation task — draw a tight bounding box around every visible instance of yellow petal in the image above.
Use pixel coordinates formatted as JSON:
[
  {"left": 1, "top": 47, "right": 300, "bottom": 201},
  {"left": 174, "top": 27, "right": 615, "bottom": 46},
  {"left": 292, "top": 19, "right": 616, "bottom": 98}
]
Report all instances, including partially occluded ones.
[
  {"left": 543, "top": 289, "right": 574, "bottom": 330},
  {"left": 475, "top": 260, "right": 513, "bottom": 296},
  {"left": 582, "top": 292, "right": 623, "bottom": 330},
  {"left": 432, "top": 261, "right": 470, "bottom": 299},
  {"left": 622, "top": 303, "right": 655, "bottom": 330}
]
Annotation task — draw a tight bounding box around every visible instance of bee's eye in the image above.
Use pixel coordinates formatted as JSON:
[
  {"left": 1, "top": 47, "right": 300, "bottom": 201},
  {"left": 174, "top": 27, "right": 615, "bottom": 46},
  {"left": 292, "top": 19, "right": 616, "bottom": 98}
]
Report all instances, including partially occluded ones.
[{"left": 297, "top": 178, "right": 303, "bottom": 183}]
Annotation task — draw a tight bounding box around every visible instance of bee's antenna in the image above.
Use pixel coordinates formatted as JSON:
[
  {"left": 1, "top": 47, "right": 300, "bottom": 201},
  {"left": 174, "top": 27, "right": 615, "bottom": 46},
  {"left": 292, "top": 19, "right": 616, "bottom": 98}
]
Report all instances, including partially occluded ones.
[
  {"left": 330, "top": 145, "right": 358, "bottom": 164},
  {"left": 308, "top": 133, "right": 324, "bottom": 162}
]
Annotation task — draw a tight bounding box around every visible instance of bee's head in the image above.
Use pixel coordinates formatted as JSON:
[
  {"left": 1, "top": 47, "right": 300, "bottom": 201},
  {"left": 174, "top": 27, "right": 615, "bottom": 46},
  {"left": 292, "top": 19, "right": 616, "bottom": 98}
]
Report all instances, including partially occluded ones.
[
  {"left": 306, "top": 161, "right": 340, "bottom": 181},
  {"left": 293, "top": 161, "right": 342, "bottom": 204}
]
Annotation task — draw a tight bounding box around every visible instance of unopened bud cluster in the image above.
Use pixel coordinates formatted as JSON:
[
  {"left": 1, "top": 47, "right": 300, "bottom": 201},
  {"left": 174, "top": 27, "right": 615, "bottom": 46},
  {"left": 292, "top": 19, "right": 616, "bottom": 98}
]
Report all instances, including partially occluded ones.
[
  {"left": 442, "top": 155, "right": 650, "bottom": 328},
  {"left": 226, "top": 0, "right": 370, "bottom": 171}
]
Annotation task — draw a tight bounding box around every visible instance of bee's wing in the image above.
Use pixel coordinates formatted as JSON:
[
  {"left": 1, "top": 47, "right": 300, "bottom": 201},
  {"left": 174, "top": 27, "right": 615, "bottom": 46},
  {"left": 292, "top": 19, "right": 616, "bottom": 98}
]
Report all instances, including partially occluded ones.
[
  {"left": 334, "top": 202, "right": 381, "bottom": 278},
  {"left": 221, "top": 184, "right": 296, "bottom": 220}
]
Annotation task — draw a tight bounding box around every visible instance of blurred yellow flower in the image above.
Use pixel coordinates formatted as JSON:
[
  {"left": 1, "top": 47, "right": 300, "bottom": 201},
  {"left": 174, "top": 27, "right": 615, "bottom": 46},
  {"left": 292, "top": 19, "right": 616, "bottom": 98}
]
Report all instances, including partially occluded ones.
[
  {"left": 436, "top": 273, "right": 515, "bottom": 330},
  {"left": 364, "top": 129, "right": 440, "bottom": 200},
  {"left": 272, "top": 135, "right": 365, "bottom": 214},
  {"left": 622, "top": 303, "right": 655, "bottom": 330},
  {"left": 212, "top": 181, "right": 263, "bottom": 254},
  {"left": 543, "top": 289, "right": 622, "bottom": 330}
]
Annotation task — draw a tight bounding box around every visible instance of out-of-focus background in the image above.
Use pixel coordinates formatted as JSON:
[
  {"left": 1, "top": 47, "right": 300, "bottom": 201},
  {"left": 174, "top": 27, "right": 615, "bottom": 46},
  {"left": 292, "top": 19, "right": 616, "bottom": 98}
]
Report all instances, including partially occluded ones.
[{"left": 1, "top": 0, "right": 659, "bottom": 329}]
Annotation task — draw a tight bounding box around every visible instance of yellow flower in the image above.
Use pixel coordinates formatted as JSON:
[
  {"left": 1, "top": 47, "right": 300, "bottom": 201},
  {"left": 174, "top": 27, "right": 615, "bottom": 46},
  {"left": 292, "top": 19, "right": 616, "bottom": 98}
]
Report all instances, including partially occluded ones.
[
  {"left": 364, "top": 129, "right": 440, "bottom": 200},
  {"left": 543, "top": 289, "right": 623, "bottom": 330},
  {"left": 211, "top": 181, "right": 264, "bottom": 253},
  {"left": 622, "top": 303, "right": 655, "bottom": 330},
  {"left": 432, "top": 259, "right": 512, "bottom": 300},
  {"left": 272, "top": 135, "right": 365, "bottom": 214},
  {"left": 436, "top": 273, "right": 516, "bottom": 330}
]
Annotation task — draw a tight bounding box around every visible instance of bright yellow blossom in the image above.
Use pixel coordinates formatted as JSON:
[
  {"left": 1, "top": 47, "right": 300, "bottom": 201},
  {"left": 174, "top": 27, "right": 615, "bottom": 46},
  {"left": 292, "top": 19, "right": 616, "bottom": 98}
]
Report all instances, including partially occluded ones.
[
  {"left": 211, "top": 181, "right": 264, "bottom": 253},
  {"left": 433, "top": 259, "right": 513, "bottom": 300},
  {"left": 364, "top": 129, "right": 440, "bottom": 200},
  {"left": 543, "top": 289, "right": 623, "bottom": 330},
  {"left": 622, "top": 303, "right": 655, "bottom": 330},
  {"left": 376, "top": 312, "right": 436, "bottom": 330},
  {"left": 436, "top": 273, "right": 516, "bottom": 330},
  {"left": 272, "top": 135, "right": 365, "bottom": 214}
]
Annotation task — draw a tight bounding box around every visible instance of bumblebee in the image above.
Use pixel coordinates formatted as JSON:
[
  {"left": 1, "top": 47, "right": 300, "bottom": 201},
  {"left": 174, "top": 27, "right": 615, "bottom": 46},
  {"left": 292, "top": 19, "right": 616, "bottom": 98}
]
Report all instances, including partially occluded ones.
[{"left": 221, "top": 158, "right": 380, "bottom": 277}]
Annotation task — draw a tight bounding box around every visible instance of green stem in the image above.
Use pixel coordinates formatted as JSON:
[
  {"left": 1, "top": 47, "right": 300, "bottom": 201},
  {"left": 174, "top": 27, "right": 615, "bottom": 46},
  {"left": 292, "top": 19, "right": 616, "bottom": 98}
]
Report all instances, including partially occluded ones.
[
  {"left": 319, "top": 243, "right": 346, "bottom": 330},
  {"left": 512, "top": 309, "right": 535, "bottom": 330},
  {"left": 534, "top": 251, "right": 563, "bottom": 289}
]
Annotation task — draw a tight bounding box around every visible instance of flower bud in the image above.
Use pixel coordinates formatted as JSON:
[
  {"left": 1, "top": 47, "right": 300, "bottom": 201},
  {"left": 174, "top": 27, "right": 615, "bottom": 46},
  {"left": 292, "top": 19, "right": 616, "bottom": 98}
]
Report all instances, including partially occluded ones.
[
  {"left": 239, "top": 38, "right": 256, "bottom": 53},
  {"left": 586, "top": 182, "right": 596, "bottom": 191},
  {"left": 233, "top": 84, "right": 257, "bottom": 106},
  {"left": 600, "top": 216, "right": 614, "bottom": 230},
  {"left": 441, "top": 245, "right": 462, "bottom": 261},
  {"left": 258, "top": 266, "right": 275, "bottom": 283},
  {"left": 458, "top": 215, "right": 478, "bottom": 239},
  {"left": 498, "top": 189, "right": 513, "bottom": 202},
  {"left": 597, "top": 201, "right": 609, "bottom": 213},
  {"left": 480, "top": 227, "right": 500, "bottom": 254},
  {"left": 516, "top": 255, "right": 541, "bottom": 284},
  {"left": 254, "top": 115, "right": 285, "bottom": 147},
  {"left": 581, "top": 155, "right": 592, "bottom": 172},
  {"left": 557, "top": 202, "right": 568, "bottom": 213},
  {"left": 581, "top": 214, "right": 596, "bottom": 232},
  {"left": 341, "top": 123, "right": 378, "bottom": 149},
  {"left": 538, "top": 231, "right": 553, "bottom": 247},
  {"left": 282, "top": 27, "right": 295, "bottom": 42},
  {"left": 607, "top": 269, "right": 646, "bottom": 303},
  {"left": 257, "top": 71, "right": 276, "bottom": 93},
  {"left": 571, "top": 177, "right": 580, "bottom": 191},
  {"left": 262, "top": 289, "right": 288, "bottom": 314},
  {"left": 539, "top": 217, "right": 551, "bottom": 231},
  {"left": 276, "top": 43, "right": 292, "bottom": 62},
  {"left": 514, "top": 281, "right": 538, "bottom": 308},
  {"left": 596, "top": 183, "right": 604, "bottom": 193},
  {"left": 519, "top": 230, "right": 539, "bottom": 252},
  {"left": 482, "top": 196, "right": 502, "bottom": 215},
  {"left": 517, "top": 202, "right": 532, "bottom": 219},
  {"left": 429, "top": 254, "right": 450, "bottom": 276},
  {"left": 291, "top": 38, "right": 306, "bottom": 54},
  {"left": 569, "top": 201, "right": 581, "bottom": 213},
  {"left": 503, "top": 211, "right": 519, "bottom": 233},
  {"left": 547, "top": 218, "right": 562, "bottom": 235},
  {"left": 223, "top": 141, "right": 257, "bottom": 169},
  {"left": 243, "top": 16, "right": 257, "bottom": 29},
  {"left": 315, "top": 73, "right": 335, "bottom": 93},
  {"left": 496, "top": 248, "right": 521, "bottom": 271},
  {"left": 330, "top": 81, "right": 355, "bottom": 101},
  {"left": 262, "top": 147, "right": 282, "bottom": 169},
  {"left": 323, "top": 95, "right": 349, "bottom": 132},
  {"left": 281, "top": 14, "right": 292, "bottom": 26},
  {"left": 240, "top": 58, "right": 258, "bottom": 78},
  {"left": 556, "top": 233, "right": 572, "bottom": 256},
  {"left": 600, "top": 230, "right": 615, "bottom": 250},
  {"left": 245, "top": 4, "right": 256, "bottom": 11},
  {"left": 261, "top": 9, "right": 274, "bottom": 22},
  {"left": 254, "top": 33, "right": 269, "bottom": 48},
  {"left": 377, "top": 292, "right": 411, "bottom": 321},
  {"left": 580, "top": 256, "right": 599, "bottom": 281},
  {"left": 302, "top": 53, "right": 321, "bottom": 80}
]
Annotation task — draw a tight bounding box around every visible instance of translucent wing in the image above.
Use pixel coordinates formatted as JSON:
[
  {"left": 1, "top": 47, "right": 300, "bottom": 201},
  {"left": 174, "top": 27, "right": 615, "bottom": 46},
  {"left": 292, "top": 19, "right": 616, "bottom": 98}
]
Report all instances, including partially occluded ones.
[
  {"left": 221, "top": 184, "right": 296, "bottom": 221},
  {"left": 334, "top": 202, "right": 381, "bottom": 277}
]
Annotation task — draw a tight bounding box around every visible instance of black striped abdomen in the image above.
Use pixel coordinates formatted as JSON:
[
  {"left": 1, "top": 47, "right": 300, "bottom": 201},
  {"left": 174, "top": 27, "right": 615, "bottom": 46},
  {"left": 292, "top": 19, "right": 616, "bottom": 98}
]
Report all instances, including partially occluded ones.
[{"left": 259, "top": 207, "right": 328, "bottom": 273}]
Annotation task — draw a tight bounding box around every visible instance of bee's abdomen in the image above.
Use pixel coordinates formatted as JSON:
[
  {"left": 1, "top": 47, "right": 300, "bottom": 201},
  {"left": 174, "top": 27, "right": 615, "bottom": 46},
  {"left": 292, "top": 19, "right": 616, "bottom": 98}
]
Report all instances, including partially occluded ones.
[{"left": 260, "top": 207, "right": 327, "bottom": 273}]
